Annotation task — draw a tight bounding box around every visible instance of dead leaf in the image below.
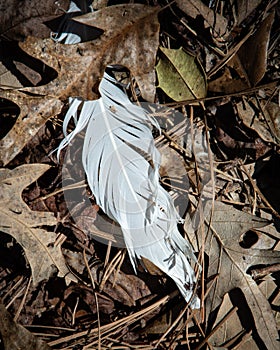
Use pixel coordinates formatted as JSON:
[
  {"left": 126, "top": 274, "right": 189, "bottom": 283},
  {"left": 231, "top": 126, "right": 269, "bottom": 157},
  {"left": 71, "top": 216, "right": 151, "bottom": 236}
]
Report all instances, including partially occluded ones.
[
  {"left": 101, "top": 269, "right": 151, "bottom": 307},
  {"left": 208, "top": 55, "right": 251, "bottom": 93},
  {"left": 237, "top": 11, "right": 275, "bottom": 86},
  {"left": 0, "top": 300, "right": 51, "bottom": 350},
  {"left": 236, "top": 98, "right": 280, "bottom": 145},
  {"left": 176, "top": 0, "right": 229, "bottom": 44},
  {"left": 0, "top": 0, "right": 69, "bottom": 40},
  {"left": 209, "top": 293, "right": 258, "bottom": 349},
  {"left": 0, "top": 62, "right": 22, "bottom": 89},
  {"left": 0, "top": 164, "right": 77, "bottom": 285},
  {"left": 187, "top": 201, "right": 280, "bottom": 349},
  {"left": 0, "top": 91, "right": 62, "bottom": 166},
  {"left": 89, "top": 257, "right": 151, "bottom": 307},
  {"left": 232, "top": 0, "right": 263, "bottom": 28},
  {"left": 62, "top": 285, "right": 115, "bottom": 317},
  {"left": 19, "top": 4, "right": 159, "bottom": 101},
  {"left": 208, "top": 11, "right": 275, "bottom": 93},
  {"left": 156, "top": 47, "right": 207, "bottom": 101},
  {"left": 259, "top": 276, "right": 280, "bottom": 329}
]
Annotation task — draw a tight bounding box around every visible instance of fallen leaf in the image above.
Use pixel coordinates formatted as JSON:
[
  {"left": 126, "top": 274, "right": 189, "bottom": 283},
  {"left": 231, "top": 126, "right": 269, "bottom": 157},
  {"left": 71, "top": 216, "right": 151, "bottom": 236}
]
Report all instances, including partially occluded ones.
[
  {"left": 208, "top": 11, "right": 275, "bottom": 93},
  {"left": 0, "top": 164, "right": 77, "bottom": 285},
  {"left": 208, "top": 55, "right": 250, "bottom": 93},
  {"left": 0, "top": 300, "right": 51, "bottom": 350},
  {"left": 0, "top": 62, "right": 22, "bottom": 89},
  {"left": 236, "top": 98, "right": 280, "bottom": 145},
  {"left": 0, "top": 91, "right": 62, "bottom": 165},
  {"left": 62, "top": 285, "right": 115, "bottom": 317},
  {"left": 0, "top": 0, "right": 69, "bottom": 41},
  {"left": 19, "top": 4, "right": 160, "bottom": 101},
  {"left": 209, "top": 293, "right": 258, "bottom": 349},
  {"left": 101, "top": 269, "right": 151, "bottom": 307},
  {"left": 63, "top": 249, "right": 85, "bottom": 274},
  {"left": 259, "top": 276, "right": 280, "bottom": 330},
  {"left": 187, "top": 201, "right": 280, "bottom": 349},
  {"left": 176, "top": 0, "right": 229, "bottom": 44},
  {"left": 156, "top": 47, "right": 207, "bottom": 101},
  {"left": 232, "top": 0, "right": 263, "bottom": 28},
  {"left": 237, "top": 11, "right": 275, "bottom": 86}
]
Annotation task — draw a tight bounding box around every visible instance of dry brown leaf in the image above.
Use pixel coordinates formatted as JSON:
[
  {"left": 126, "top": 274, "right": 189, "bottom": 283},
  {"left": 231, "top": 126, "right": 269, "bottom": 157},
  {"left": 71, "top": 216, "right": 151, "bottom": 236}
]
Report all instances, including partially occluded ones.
[
  {"left": 187, "top": 201, "right": 280, "bottom": 349},
  {"left": 237, "top": 11, "right": 275, "bottom": 86},
  {"left": 0, "top": 0, "right": 69, "bottom": 40},
  {"left": 209, "top": 293, "right": 258, "bottom": 349},
  {"left": 208, "top": 11, "right": 275, "bottom": 93},
  {"left": 0, "top": 62, "right": 22, "bottom": 89},
  {"left": 236, "top": 98, "right": 280, "bottom": 145},
  {"left": 0, "top": 91, "right": 62, "bottom": 166},
  {"left": 0, "top": 300, "right": 51, "bottom": 350},
  {"left": 208, "top": 54, "right": 251, "bottom": 93},
  {"left": 0, "top": 164, "right": 77, "bottom": 285},
  {"left": 232, "top": 0, "right": 263, "bottom": 27},
  {"left": 176, "top": 0, "right": 229, "bottom": 44},
  {"left": 18, "top": 4, "right": 159, "bottom": 102},
  {"left": 101, "top": 269, "right": 151, "bottom": 307},
  {"left": 259, "top": 276, "right": 280, "bottom": 330}
]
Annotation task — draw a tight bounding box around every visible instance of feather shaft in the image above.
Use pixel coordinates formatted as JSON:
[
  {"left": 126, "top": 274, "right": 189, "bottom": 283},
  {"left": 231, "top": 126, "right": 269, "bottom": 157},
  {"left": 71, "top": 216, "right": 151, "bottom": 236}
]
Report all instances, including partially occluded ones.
[{"left": 58, "top": 70, "right": 200, "bottom": 308}]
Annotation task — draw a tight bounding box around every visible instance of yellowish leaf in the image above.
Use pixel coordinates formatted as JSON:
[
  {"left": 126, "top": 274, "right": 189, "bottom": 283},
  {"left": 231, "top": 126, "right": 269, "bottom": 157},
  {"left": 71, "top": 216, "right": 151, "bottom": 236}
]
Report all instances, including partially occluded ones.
[{"left": 156, "top": 47, "right": 207, "bottom": 101}]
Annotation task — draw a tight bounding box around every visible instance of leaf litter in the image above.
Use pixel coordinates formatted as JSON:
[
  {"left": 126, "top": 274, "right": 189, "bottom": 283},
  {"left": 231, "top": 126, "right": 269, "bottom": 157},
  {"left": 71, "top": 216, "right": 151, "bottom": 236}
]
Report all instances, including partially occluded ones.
[{"left": 0, "top": 0, "right": 280, "bottom": 349}]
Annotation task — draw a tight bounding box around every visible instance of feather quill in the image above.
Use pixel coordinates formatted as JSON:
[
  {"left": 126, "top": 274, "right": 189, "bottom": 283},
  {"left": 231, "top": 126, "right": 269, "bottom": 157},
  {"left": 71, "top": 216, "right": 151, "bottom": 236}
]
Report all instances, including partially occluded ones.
[{"left": 58, "top": 70, "right": 200, "bottom": 308}]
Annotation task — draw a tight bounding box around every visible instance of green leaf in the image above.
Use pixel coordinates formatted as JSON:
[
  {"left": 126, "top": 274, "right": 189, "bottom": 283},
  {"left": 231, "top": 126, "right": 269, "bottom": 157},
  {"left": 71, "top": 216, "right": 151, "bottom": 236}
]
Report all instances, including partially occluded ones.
[{"left": 156, "top": 47, "right": 207, "bottom": 101}]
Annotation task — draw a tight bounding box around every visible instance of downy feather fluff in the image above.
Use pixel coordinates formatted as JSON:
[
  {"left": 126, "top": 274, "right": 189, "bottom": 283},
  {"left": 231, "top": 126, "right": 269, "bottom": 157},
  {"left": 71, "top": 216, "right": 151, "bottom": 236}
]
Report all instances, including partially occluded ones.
[{"left": 58, "top": 70, "right": 200, "bottom": 308}]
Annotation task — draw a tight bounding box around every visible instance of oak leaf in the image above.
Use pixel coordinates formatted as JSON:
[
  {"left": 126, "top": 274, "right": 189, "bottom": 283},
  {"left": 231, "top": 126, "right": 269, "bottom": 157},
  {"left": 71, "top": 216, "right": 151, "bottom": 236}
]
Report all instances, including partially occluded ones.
[
  {"left": 0, "top": 91, "right": 63, "bottom": 165},
  {"left": 0, "top": 164, "right": 77, "bottom": 285},
  {"left": 19, "top": 4, "right": 160, "bottom": 102},
  {"left": 186, "top": 201, "right": 280, "bottom": 349}
]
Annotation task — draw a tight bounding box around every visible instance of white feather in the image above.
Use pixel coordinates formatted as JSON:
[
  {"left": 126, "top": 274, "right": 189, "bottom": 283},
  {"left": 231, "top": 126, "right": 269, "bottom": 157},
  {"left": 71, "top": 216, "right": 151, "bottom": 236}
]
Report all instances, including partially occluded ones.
[{"left": 58, "top": 71, "right": 200, "bottom": 308}]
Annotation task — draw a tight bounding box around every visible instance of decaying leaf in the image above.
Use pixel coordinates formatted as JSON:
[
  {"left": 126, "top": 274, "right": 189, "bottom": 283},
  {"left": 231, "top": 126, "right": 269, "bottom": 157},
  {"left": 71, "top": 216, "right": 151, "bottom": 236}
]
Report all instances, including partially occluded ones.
[
  {"left": 0, "top": 301, "right": 51, "bottom": 350},
  {"left": 0, "top": 0, "right": 69, "bottom": 41},
  {"left": 237, "top": 11, "right": 275, "bottom": 86},
  {"left": 18, "top": 4, "right": 159, "bottom": 102},
  {"left": 208, "top": 54, "right": 251, "bottom": 93},
  {"left": 236, "top": 98, "right": 280, "bottom": 145},
  {"left": 231, "top": 0, "right": 263, "bottom": 28},
  {"left": 92, "top": 266, "right": 151, "bottom": 307},
  {"left": 208, "top": 293, "right": 258, "bottom": 349},
  {"left": 156, "top": 47, "right": 207, "bottom": 101},
  {"left": 187, "top": 201, "right": 280, "bottom": 349},
  {"left": 0, "top": 164, "right": 77, "bottom": 285},
  {"left": 0, "top": 91, "right": 62, "bottom": 165},
  {"left": 208, "top": 10, "right": 274, "bottom": 93},
  {"left": 176, "top": 0, "right": 229, "bottom": 44},
  {"left": 259, "top": 275, "right": 280, "bottom": 330},
  {"left": 0, "top": 62, "right": 22, "bottom": 89}
]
